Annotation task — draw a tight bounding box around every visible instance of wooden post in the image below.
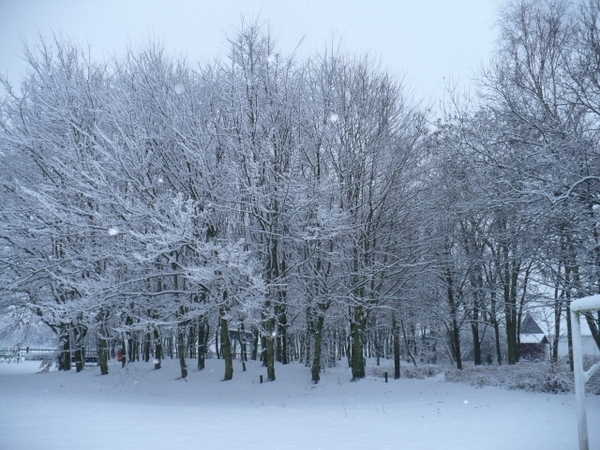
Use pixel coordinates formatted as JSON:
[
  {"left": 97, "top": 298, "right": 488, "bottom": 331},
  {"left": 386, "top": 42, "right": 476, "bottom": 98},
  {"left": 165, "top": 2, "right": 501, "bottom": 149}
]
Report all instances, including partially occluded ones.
[{"left": 385, "top": 371, "right": 388, "bottom": 383}]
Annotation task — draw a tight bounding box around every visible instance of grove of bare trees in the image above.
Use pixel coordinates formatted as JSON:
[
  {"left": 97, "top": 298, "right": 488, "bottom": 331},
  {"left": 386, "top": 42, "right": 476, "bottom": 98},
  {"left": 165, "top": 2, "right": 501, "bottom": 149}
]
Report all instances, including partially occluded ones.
[{"left": 2, "top": 1, "right": 600, "bottom": 383}]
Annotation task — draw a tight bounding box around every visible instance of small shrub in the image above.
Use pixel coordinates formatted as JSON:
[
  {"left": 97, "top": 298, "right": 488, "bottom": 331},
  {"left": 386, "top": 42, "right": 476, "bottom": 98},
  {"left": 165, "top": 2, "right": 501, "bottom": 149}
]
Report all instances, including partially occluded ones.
[
  {"left": 367, "top": 366, "right": 389, "bottom": 378},
  {"left": 587, "top": 374, "right": 600, "bottom": 395},
  {"left": 367, "top": 364, "right": 441, "bottom": 380},
  {"left": 541, "top": 373, "right": 573, "bottom": 393},
  {"left": 402, "top": 365, "right": 441, "bottom": 379},
  {"left": 446, "top": 362, "right": 577, "bottom": 394}
]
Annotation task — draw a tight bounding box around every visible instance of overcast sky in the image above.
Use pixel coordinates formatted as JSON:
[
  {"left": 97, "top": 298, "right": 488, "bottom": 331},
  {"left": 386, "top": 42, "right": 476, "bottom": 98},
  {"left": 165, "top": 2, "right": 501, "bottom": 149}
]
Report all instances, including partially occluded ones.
[{"left": 0, "top": 0, "right": 500, "bottom": 104}]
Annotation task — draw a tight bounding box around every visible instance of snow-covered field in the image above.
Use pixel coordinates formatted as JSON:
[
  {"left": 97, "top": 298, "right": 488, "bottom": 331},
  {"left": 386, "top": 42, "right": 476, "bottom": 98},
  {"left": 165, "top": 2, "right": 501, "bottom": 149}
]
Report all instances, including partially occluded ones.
[{"left": 1, "top": 358, "right": 598, "bottom": 450}]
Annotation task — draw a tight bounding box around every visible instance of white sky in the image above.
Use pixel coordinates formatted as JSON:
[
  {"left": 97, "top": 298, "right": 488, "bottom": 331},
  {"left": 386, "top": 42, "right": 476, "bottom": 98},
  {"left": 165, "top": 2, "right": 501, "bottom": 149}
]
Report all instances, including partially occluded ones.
[{"left": 0, "top": 0, "right": 500, "bottom": 105}]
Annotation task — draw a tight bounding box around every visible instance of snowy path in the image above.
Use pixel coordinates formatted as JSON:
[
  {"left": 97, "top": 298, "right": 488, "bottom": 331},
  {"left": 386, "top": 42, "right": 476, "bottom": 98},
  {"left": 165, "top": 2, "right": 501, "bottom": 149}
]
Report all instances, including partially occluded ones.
[{"left": 0, "top": 359, "right": 598, "bottom": 449}]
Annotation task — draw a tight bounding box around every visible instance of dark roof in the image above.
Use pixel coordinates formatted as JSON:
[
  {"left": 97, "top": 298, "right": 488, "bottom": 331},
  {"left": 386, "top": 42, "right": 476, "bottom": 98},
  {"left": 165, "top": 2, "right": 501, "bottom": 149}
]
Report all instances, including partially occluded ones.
[{"left": 521, "top": 313, "right": 544, "bottom": 335}]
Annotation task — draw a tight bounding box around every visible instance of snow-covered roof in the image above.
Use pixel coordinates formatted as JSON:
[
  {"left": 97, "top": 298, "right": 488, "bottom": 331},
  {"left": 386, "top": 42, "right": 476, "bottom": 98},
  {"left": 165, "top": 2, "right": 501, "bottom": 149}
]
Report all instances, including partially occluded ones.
[
  {"left": 520, "top": 334, "right": 547, "bottom": 344},
  {"left": 521, "top": 314, "right": 544, "bottom": 335},
  {"left": 519, "top": 314, "right": 549, "bottom": 344}
]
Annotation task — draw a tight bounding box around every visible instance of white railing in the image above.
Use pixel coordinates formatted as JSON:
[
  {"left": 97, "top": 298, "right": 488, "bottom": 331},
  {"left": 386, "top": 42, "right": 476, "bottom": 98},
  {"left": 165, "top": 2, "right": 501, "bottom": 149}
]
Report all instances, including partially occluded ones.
[
  {"left": 570, "top": 295, "right": 600, "bottom": 450},
  {"left": 0, "top": 348, "right": 23, "bottom": 362}
]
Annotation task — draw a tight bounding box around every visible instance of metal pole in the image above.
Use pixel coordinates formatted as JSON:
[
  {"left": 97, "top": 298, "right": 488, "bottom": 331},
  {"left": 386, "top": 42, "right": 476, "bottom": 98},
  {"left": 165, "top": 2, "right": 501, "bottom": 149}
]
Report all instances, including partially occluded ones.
[{"left": 570, "top": 309, "right": 589, "bottom": 450}]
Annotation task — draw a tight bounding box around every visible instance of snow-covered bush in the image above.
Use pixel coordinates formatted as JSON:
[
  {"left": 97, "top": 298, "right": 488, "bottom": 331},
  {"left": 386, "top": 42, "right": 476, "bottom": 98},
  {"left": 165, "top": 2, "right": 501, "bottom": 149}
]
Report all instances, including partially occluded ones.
[
  {"left": 445, "top": 362, "right": 577, "bottom": 394},
  {"left": 507, "top": 372, "right": 573, "bottom": 394},
  {"left": 367, "top": 364, "right": 442, "bottom": 380},
  {"left": 402, "top": 365, "right": 442, "bottom": 379}
]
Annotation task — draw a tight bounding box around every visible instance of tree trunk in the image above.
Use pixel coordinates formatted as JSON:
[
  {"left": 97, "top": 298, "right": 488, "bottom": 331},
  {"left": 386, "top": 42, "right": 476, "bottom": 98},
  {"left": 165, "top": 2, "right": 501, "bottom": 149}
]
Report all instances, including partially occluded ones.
[
  {"left": 566, "top": 301, "right": 574, "bottom": 371},
  {"left": 392, "top": 311, "right": 401, "bottom": 379},
  {"left": 99, "top": 336, "right": 109, "bottom": 375},
  {"left": 350, "top": 306, "right": 365, "bottom": 381},
  {"left": 57, "top": 325, "right": 71, "bottom": 371},
  {"left": 488, "top": 286, "right": 502, "bottom": 364},
  {"left": 445, "top": 267, "right": 462, "bottom": 369},
  {"left": 265, "top": 317, "right": 276, "bottom": 381},
  {"left": 471, "top": 316, "right": 481, "bottom": 366},
  {"left": 583, "top": 312, "right": 600, "bottom": 351},
  {"left": 73, "top": 324, "right": 87, "bottom": 373},
  {"left": 552, "top": 286, "right": 562, "bottom": 363},
  {"left": 276, "top": 301, "right": 288, "bottom": 364},
  {"left": 74, "top": 346, "right": 84, "bottom": 372},
  {"left": 144, "top": 331, "right": 151, "bottom": 363},
  {"left": 197, "top": 317, "right": 207, "bottom": 370},
  {"left": 563, "top": 250, "right": 575, "bottom": 371},
  {"left": 215, "top": 325, "right": 221, "bottom": 359},
  {"left": 400, "top": 318, "right": 418, "bottom": 367},
  {"left": 178, "top": 324, "right": 188, "bottom": 379},
  {"left": 504, "top": 257, "right": 520, "bottom": 365},
  {"left": 238, "top": 323, "right": 247, "bottom": 362},
  {"left": 153, "top": 328, "right": 162, "bottom": 369},
  {"left": 450, "top": 318, "right": 462, "bottom": 370},
  {"left": 305, "top": 307, "right": 315, "bottom": 366},
  {"left": 311, "top": 313, "right": 325, "bottom": 383},
  {"left": 471, "top": 288, "right": 482, "bottom": 366},
  {"left": 374, "top": 327, "right": 383, "bottom": 366},
  {"left": 221, "top": 316, "right": 233, "bottom": 381},
  {"left": 121, "top": 336, "right": 128, "bottom": 368},
  {"left": 251, "top": 328, "right": 258, "bottom": 361}
]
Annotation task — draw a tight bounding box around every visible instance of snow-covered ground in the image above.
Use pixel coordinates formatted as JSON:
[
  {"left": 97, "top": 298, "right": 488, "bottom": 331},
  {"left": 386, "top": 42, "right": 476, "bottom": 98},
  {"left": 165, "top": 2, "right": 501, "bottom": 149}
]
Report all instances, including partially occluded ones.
[{"left": 1, "top": 358, "right": 598, "bottom": 450}]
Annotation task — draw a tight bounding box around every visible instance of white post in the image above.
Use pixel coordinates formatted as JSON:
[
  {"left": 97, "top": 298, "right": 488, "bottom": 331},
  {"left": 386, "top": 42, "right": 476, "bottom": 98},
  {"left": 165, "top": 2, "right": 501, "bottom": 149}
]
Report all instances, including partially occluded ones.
[{"left": 570, "top": 308, "right": 589, "bottom": 450}]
